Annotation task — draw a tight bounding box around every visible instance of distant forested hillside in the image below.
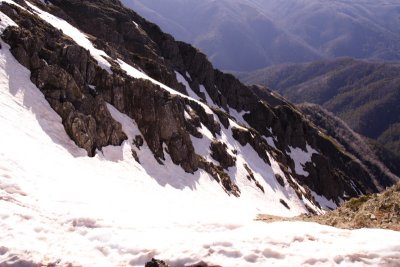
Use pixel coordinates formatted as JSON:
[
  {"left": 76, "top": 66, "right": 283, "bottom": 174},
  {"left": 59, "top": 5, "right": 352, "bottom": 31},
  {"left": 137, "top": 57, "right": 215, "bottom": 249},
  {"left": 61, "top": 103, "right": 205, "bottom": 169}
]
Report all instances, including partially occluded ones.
[
  {"left": 122, "top": 0, "right": 400, "bottom": 71},
  {"left": 239, "top": 58, "right": 400, "bottom": 157}
]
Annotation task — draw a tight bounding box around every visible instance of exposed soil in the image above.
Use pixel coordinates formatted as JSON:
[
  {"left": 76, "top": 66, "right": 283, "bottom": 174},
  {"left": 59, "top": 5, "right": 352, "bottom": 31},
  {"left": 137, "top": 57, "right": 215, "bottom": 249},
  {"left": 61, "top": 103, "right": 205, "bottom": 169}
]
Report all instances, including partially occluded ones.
[{"left": 258, "top": 183, "right": 400, "bottom": 231}]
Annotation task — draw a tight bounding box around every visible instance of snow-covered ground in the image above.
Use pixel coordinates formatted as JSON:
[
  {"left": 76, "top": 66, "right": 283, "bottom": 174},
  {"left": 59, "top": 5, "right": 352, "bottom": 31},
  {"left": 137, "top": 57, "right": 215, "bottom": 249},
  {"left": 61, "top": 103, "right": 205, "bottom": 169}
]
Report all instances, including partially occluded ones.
[
  {"left": 288, "top": 145, "right": 318, "bottom": 177},
  {"left": 1, "top": 1, "right": 400, "bottom": 266}
]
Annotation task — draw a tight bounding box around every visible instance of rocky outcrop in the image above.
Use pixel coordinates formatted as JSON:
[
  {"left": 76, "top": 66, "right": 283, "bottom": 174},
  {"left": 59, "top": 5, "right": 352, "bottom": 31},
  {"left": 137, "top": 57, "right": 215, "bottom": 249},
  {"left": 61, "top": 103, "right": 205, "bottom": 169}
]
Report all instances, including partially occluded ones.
[
  {"left": 0, "top": 0, "right": 241, "bottom": 195},
  {"left": 110, "top": 79, "right": 199, "bottom": 172},
  {"left": 1, "top": 3, "right": 127, "bottom": 156},
  {"left": 198, "top": 158, "right": 240, "bottom": 197},
  {"left": 210, "top": 141, "right": 236, "bottom": 169},
  {"left": 243, "top": 164, "right": 264, "bottom": 193},
  {"left": 145, "top": 259, "right": 169, "bottom": 267}
]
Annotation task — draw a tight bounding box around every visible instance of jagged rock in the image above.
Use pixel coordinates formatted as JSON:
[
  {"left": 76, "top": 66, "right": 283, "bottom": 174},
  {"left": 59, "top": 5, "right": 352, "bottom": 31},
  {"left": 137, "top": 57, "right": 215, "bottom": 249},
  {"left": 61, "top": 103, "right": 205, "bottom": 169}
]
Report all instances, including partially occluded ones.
[
  {"left": 131, "top": 148, "right": 140, "bottom": 163},
  {"left": 134, "top": 135, "right": 144, "bottom": 148},
  {"left": 280, "top": 199, "right": 290, "bottom": 210},
  {"left": 68, "top": 112, "right": 97, "bottom": 155},
  {"left": 275, "top": 174, "right": 285, "bottom": 187},
  {"left": 185, "top": 119, "right": 203, "bottom": 138},
  {"left": 1, "top": 6, "right": 127, "bottom": 156},
  {"left": 210, "top": 141, "right": 236, "bottom": 169},
  {"left": 145, "top": 258, "right": 169, "bottom": 267},
  {"left": 255, "top": 181, "right": 265, "bottom": 193},
  {"left": 213, "top": 109, "right": 230, "bottom": 129},
  {"left": 198, "top": 159, "right": 240, "bottom": 197},
  {"left": 34, "top": 64, "right": 82, "bottom": 102},
  {"left": 106, "top": 78, "right": 200, "bottom": 172},
  {"left": 186, "top": 100, "right": 220, "bottom": 136},
  {"left": 242, "top": 164, "right": 264, "bottom": 193},
  {"left": 244, "top": 164, "right": 255, "bottom": 181},
  {"left": 231, "top": 127, "right": 271, "bottom": 166},
  {"left": 231, "top": 127, "right": 249, "bottom": 147}
]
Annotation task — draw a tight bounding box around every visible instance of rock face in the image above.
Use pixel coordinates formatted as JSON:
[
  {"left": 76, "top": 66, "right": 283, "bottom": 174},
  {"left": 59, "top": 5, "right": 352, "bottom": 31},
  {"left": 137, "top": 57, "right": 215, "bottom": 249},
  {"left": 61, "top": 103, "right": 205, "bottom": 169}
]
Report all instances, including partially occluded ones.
[
  {"left": 0, "top": 0, "right": 239, "bottom": 196},
  {"left": 210, "top": 141, "right": 236, "bottom": 169},
  {"left": 299, "top": 103, "right": 400, "bottom": 188},
  {"left": 1, "top": 0, "right": 398, "bottom": 207},
  {"left": 1, "top": 2, "right": 127, "bottom": 156},
  {"left": 145, "top": 258, "right": 169, "bottom": 267}
]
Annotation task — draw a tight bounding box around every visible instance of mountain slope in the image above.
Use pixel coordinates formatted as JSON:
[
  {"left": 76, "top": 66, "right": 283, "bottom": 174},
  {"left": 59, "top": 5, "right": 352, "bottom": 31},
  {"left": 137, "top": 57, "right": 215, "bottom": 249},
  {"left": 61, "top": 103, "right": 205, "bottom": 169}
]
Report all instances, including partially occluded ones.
[
  {"left": 120, "top": 0, "right": 321, "bottom": 71},
  {"left": 0, "top": 0, "right": 399, "bottom": 266},
  {"left": 240, "top": 58, "right": 400, "bottom": 157},
  {"left": 298, "top": 103, "right": 400, "bottom": 185},
  {"left": 122, "top": 0, "right": 400, "bottom": 71}
]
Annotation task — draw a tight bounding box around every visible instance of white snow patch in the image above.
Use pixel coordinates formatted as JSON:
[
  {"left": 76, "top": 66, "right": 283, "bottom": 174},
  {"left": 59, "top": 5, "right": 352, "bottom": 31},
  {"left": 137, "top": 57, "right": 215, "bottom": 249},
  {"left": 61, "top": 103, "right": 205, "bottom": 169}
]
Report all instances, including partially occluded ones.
[
  {"left": 200, "top": 84, "right": 219, "bottom": 109},
  {"left": 229, "top": 120, "right": 248, "bottom": 132},
  {"left": 0, "top": 8, "right": 17, "bottom": 32},
  {"left": 349, "top": 180, "right": 363, "bottom": 195},
  {"left": 312, "top": 192, "right": 337, "bottom": 211},
  {"left": 175, "top": 71, "right": 201, "bottom": 101},
  {"left": 288, "top": 144, "right": 318, "bottom": 176},
  {"left": 229, "top": 107, "right": 250, "bottom": 128},
  {"left": 190, "top": 124, "right": 217, "bottom": 165},
  {"left": 185, "top": 71, "right": 191, "bottom": 80},
  {"left": 218, "top": 125, "right": 316, "bottom": 216},
  {"left": 1, "top": 0, "right": 27, "bottom": 10},
  {"left": 263, "top": 136, "right": 277, "bottom": 149}
]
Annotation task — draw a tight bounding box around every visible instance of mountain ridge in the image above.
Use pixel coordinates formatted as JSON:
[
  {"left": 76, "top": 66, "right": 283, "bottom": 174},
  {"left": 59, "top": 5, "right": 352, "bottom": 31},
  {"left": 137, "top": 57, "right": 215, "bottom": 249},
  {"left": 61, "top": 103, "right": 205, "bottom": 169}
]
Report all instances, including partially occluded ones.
[{"left": 122, "top": 0, "right": 400, "bottom": 71}]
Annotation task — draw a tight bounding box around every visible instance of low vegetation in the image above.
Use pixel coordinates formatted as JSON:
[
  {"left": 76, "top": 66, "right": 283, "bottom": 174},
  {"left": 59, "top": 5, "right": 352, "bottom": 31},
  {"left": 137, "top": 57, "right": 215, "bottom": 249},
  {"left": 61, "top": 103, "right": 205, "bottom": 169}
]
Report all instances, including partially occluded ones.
[{"left": 258, "top": 183, "right": 400, "bottom": 231}]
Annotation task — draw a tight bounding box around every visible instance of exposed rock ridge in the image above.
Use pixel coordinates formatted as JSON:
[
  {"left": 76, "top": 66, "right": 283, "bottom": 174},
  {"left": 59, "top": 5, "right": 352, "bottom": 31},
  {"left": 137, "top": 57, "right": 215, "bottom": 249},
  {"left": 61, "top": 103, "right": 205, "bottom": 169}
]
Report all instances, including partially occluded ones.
[
  {"left": 0, "top": 0, "right": 240, "bottom": 196},
  {"left": 1, "top": 2, "right": 127, "bottom": 156}
]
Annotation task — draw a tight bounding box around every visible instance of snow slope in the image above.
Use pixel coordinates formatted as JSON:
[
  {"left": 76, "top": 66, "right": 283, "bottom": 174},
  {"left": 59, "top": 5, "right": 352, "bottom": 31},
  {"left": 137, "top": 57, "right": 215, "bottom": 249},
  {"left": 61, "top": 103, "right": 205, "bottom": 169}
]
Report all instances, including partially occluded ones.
[{"left": 1, "top": 1, "right": 400, "bottom": 266}]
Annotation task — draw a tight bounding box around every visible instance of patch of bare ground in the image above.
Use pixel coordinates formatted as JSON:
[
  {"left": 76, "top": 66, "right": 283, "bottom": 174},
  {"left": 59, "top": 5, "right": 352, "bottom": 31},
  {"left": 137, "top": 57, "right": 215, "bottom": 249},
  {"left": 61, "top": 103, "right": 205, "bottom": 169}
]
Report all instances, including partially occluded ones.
[{"left": 258, "top": 183, "right": 400, "bottom": 231}]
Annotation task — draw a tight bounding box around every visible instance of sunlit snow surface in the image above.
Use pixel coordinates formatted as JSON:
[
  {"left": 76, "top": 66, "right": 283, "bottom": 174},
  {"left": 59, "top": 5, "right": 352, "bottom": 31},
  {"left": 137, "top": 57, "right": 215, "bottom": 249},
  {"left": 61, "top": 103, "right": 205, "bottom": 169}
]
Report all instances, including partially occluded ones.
[
  {"left": 288, "top": 145, "right": 318, "bottom": 176},
  {"left": 1, "top": 1, "right": 400, "bottom": 266}
]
